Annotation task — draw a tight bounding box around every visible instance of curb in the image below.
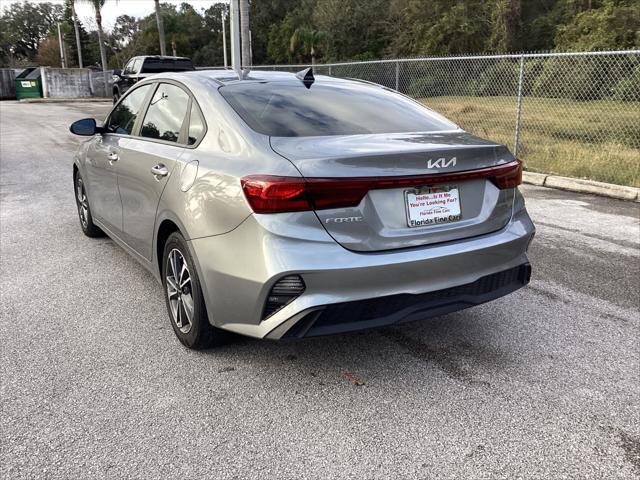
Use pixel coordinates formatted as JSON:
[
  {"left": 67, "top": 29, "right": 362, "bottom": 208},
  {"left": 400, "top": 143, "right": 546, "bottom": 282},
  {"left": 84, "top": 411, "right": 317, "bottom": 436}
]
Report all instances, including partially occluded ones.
[
  {"left": 523, "top": 172, "right": 640, "bottom": 202},
  {"left": 19, "top": 97, "right": 111, "bottom": 103}
]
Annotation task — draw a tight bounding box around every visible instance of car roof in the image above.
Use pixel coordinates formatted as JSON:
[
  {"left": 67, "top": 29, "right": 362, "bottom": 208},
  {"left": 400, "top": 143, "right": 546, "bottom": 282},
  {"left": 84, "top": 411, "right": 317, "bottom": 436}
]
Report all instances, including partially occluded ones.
[
  {"left": 134, "top": 55, "right": 192, "bottom": 61},
  {"left": 152, "top": 69, "right": 366, "bottom": 88}
]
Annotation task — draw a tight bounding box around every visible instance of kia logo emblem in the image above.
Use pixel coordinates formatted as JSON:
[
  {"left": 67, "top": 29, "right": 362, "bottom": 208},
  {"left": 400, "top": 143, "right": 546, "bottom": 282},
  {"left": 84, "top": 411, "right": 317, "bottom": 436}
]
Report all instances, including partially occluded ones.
[{"left": 427, "top": 157, "right": 457, "bottom": 168}]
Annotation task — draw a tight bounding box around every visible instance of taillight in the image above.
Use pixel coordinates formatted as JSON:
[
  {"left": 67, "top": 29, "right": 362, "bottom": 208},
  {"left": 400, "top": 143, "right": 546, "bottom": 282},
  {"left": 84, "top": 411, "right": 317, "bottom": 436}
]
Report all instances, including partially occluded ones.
[
  {"left": 241, "top": 160, "right": 522, "bottom": 214},
  {"left": 240, "top": 176, "right": 310, "bottom": 213},
  {"left": 493, "top": 159, "right": 523, "bottom": 189}
]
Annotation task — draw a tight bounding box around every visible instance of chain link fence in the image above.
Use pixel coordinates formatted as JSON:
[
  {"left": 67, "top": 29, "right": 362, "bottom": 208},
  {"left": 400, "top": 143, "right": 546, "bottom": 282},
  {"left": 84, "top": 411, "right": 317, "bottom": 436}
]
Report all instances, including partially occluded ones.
[{"left": 253, "top": 51, "right": 639, "bottom": 187}]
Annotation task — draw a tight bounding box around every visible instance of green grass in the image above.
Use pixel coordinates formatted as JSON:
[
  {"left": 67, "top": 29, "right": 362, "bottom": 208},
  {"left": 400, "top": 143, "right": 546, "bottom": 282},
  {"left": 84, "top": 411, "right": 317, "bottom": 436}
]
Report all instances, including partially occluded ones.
[{"left": 419, "top": 96, "right": 640, "bottom": 188}]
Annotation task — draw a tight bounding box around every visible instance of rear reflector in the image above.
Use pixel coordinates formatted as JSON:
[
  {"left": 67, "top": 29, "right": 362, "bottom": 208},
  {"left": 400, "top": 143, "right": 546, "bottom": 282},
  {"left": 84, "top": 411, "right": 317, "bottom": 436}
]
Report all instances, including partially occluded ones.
[
  {"left": 263, "top": 275, "right": 306, "bottom": 319},
  {"left": 242, "top": 160, "right": 522, "bottom": 214}
]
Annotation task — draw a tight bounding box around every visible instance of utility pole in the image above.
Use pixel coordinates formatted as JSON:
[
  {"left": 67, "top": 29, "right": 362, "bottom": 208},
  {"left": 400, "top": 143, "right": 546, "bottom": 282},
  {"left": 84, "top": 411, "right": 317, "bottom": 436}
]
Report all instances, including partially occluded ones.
[
  {"left": 154, "top": 0, "right": 167, "bottom": 56},
  {"left": 229, "top": 0, "right": 241, "bottom": 78},
  {"left": 221, "top": 4, "right": 228, "bottom": 69},
  {"left": 72, "top": 2, "right": 83, "bottom": 68},
  {"left": 239, "top": 0, "right": 250, "bottom": 75},
  {"left": 57, "top": 23, "right": 66, "bottom": 68}
]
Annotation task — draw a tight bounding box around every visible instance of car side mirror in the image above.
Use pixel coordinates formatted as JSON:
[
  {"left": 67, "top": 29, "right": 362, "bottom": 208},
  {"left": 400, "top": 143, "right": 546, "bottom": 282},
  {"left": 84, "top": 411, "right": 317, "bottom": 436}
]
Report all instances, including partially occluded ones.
[{"left": 70, "top": 118, "right": 101, "bottom": 136}]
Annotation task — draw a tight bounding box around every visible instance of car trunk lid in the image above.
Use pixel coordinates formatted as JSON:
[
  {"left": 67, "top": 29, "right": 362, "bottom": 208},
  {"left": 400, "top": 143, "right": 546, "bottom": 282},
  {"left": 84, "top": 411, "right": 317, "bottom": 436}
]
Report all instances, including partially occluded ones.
[{"left": 269, "top": 131, "right": 518, "bottom": 252}]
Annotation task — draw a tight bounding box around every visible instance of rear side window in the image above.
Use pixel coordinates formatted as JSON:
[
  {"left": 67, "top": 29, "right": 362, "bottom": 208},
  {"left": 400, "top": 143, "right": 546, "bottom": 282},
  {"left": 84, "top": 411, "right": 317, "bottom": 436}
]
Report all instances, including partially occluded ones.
[
  {"left": 188, "top": 103, "right": 205, "bottom": 145},
  {"left": 106, "top": 84, "right": 152, "bottom": 135},
  {"left": 219, "top": 80, "right": 457, "bottom": 137},
  {"left": 123, "top": 59, "right": 135, "bottom": 75},
  {"left": 132, "top": 58, "right": 143, "bottom": 74},
  {"left": 141, "top": 58, "right": 194, "bottom": 73},
  {"left": 140, "top": 83, "right": 190, "bottom": 143}
]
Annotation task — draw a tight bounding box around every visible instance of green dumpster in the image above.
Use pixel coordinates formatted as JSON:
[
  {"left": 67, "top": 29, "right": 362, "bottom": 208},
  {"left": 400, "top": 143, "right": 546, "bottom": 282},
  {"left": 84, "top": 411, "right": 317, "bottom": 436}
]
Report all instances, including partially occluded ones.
[{"left": 15, "top": 68, "right": 42, "bottom": 100}]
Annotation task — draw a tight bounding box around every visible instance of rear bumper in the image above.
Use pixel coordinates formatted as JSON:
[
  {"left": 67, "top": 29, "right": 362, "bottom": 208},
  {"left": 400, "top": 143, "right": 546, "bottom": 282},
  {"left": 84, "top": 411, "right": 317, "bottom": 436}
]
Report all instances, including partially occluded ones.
[
  {"left": 268, "top": 263, "right": 531, "bottom": 339},
  {"left": 189, "top": 206, "right": 535, "bottom": 339}
]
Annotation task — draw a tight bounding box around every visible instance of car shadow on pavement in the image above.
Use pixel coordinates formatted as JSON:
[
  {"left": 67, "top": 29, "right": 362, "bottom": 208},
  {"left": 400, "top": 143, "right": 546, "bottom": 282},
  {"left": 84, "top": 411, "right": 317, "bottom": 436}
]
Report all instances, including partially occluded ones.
[{"left": 203, "top": 309, "right": 512, "bottom": 388}]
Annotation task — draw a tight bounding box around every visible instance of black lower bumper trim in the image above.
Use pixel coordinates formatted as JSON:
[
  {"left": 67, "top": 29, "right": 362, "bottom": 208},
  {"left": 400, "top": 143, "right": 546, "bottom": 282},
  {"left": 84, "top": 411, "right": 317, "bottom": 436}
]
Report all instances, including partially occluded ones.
[{"left": 283, "top": 263, "right": 531, "bottom": 338}]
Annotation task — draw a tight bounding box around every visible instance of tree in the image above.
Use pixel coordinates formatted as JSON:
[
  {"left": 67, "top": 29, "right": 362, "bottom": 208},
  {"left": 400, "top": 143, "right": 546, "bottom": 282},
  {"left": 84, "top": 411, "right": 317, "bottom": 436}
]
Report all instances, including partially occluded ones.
[
  {"left": 195, "top": 3, "right": 229, "bottom": 66},
  {"left": 250, "top": 0, "right": 302, "bottom": 64},
  {"left": 387, "top": 0, "right": 494, "bottom": 56},
  {"left": 0, "top": 1, "right": 63, "bottom": 64},
  {"left": 266, "top": 0, "right": 315, "bottom": 63},
  {"left": 554, "top": 0, "right": 640, "bottom": 50},
  {"left": 61, "top": 0, "right": 88, "bottom": 68},
  {"left": 488, "top": 0, "right": 522, "bottom": 51},
  {"left": 6, "top": 0, "right": 636, "bottom": 69},
  {"left": 516, "top": 0, "right": 567, "bottom": 52},
  {"left": 113, "top": 3, "right": 218, "bottom": 64},
  {"left": 71, "top": 1, "right": 84, "bottom": 67},
  {"left": 312, "top": 0, "right": 391, "bottom": 60},
  {"left": 290, "top": 27, "right": 328, "bottom": 64},
  {"left": 36, "top": 36, "right": 63, "bottom": 67},
  {"left": 78, "top": 0, "right": 112, "bottom": 71},
  {"left": 113, "top": 15, "right": 141, "bottom": 46}
]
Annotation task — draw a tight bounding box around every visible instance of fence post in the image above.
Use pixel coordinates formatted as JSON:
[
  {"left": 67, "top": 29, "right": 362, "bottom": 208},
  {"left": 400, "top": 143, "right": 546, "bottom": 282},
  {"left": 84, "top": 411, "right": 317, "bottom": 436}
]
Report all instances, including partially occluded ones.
[
  {"left": 395, "top": 61, "right": 400, "bottom": 91},
  {"left": 514, "top": 55, "right": 525, "bottom": 156},
  {"left": 40, "top": 67, "right": 49, "bottom": 98},
  {"left": 328, "top": 65, "right": 332, "bottom": 76},
  {"left": 88, "top": 69, "right": 94, "bottom": 96},
  {"left": 103, "top": 71, "right": 109, "bottom": 98}
]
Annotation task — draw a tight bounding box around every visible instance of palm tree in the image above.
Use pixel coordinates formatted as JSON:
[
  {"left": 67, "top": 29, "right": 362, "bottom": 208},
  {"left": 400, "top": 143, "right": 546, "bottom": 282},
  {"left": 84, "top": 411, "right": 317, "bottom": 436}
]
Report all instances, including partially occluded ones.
[
  {"left": 78, "top": 0, "right": 110, "bottom": 72},
  {"left": 290, "top": 28, "right": 328, "bottom": 65},
  {"left": 70, "top": 0, "right": 83, "bottom": 68},
  {"left": 154, "top": 0, "right": 166, "bottom": 56}
]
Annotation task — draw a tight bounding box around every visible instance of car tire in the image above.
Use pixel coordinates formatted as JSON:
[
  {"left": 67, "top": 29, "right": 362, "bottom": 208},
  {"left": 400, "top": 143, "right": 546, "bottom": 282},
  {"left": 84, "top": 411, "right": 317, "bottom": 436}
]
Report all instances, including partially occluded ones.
[
  {"left": 74, "top": 172, "right": 104, "bottom": 238},
  {"left": 162, "top": 232, "right": 227, "bottom": 349},
  {"left": 113, "top": 92, "right": 120, "bottom": 104}
]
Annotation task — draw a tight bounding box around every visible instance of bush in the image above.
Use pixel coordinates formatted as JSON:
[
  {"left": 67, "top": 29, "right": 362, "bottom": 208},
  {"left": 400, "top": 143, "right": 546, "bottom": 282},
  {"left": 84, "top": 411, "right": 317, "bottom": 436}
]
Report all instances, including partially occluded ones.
[
  {"left": 531, "top": 56, "right": 630, "bottom": 101},
  {"left": 408, "top": 75, "right": 451, "bottom": 97},
  {"left": 405, "top": 60, "right": 480, "bottom": 97},
  {"left": 612, "top": 65, "right": 640, "bottom": 102},
  {"left": 533, "top": 57, "right": 592, "bottom": 100},
  {"left": 473, "top": 61, "right": 519, "bottom": 96}
]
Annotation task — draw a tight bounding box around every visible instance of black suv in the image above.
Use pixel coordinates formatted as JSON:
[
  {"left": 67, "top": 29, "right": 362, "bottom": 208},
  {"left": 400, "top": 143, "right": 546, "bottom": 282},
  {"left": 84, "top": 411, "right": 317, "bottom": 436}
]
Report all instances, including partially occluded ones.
[{"left": 112, "top": 56, "right": 195, "bottom": 103}]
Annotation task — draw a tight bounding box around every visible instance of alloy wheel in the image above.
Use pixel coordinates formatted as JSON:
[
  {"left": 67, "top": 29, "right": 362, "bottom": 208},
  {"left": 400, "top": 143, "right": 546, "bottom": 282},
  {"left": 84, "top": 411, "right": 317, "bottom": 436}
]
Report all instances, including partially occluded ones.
[
  {"left": 76, "top": 177, "right": 89, "bottom": 229},
  {"left": 166, "top": 248, "right": 194, "bottom": 334}
]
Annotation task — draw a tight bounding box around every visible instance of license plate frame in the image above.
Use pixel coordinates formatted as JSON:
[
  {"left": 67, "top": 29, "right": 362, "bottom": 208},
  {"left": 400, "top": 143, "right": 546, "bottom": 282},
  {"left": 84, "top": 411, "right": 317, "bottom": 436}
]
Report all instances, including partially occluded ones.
[{"left": 404, "top": 186, "right": 462, "bottom": 228}]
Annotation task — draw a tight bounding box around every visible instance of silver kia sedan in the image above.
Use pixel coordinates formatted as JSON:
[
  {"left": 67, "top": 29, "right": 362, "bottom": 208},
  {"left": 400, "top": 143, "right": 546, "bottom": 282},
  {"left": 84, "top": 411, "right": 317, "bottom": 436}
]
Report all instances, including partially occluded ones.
[{"left": 70, "top": 69, "right": 534, "bottom": 349}]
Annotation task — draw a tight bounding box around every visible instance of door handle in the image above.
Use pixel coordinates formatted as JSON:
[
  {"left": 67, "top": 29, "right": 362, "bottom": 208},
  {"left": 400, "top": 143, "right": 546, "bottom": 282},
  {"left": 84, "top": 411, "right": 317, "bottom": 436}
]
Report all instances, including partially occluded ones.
[
  {"left": 151, "top": 164, "right": 169, "bottom": 179},
  {"left": 107, "top": 151, "right": 119, "bottom": 162}
]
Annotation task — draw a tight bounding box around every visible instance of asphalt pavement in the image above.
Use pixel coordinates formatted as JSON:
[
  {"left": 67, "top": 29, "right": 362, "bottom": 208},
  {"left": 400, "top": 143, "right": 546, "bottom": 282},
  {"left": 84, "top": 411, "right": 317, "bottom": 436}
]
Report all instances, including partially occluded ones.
[{"left": 1, "top": 101, "right": 639, "bottom": 479}]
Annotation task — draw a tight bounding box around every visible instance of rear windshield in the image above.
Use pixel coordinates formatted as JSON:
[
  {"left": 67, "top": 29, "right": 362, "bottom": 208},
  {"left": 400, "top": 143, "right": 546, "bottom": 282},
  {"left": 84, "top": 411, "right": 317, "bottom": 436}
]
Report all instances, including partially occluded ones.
[
  {"left": 219, "top": 80, "right": 457, "bottom": 137},
  {"left": 141, "top": 58, "right": 194, "bottom": 73}
]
